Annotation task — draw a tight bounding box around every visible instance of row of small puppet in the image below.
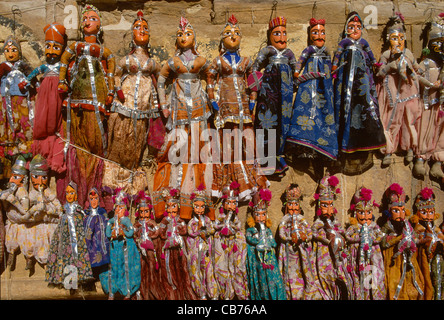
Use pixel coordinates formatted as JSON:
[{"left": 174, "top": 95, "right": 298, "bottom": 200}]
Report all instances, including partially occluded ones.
[{"left": 1, "top": 153, "right": 442, "bottom": 300}]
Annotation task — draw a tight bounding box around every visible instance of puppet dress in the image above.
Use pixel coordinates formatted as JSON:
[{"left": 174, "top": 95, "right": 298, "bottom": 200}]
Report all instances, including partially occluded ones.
[
  {"left": 209, "top": 53, "right": 269, "bottom": 201},
  {"left": 277, "top": 213, "right": 328, "bottom": 300},
  {"left": 252, "top": 46, "right": 296, "bottom": 174},
  {"left": 344, "top": 221, "right": 386, "bottom": 300},
  {"left": 27, "top": 63, "right": 66, "bottom": 174},
  {"left": 0, "top": 60, "right": 33, "bottom": 177},
  {"left": 333, "top": 37, "right": 385, "bottom": 153},
  {"left": 103, "top": 50, "right": 164, "bottom": 192},
  {"left": 213, "top": 210, "right": 249, "bottom": 300},
  {"left": 45, "top": 203, "right": 94, "bottom": 288},
  {"left": 133, "top": 218, "right": 166, "bottom": 300},
  {"left": 153, "top": 53, "right": 214, "bottom": 221},
  {"left": 102, "top": 216, "right": 141, "bottom": 298},
  {"left": 287, "top": 45, "right": 338, "bottom": 160},
  {"left": 245, "top": 225, "right": 286, "bottom": 300},
  {"left": 58, "top": 41, "right": 115, "bottom": 207}
]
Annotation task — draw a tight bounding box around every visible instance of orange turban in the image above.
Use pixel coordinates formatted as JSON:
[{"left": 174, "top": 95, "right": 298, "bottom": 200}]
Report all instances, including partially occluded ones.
[{"left": 43, "top": 22, "right": 66, "bottom": 45}]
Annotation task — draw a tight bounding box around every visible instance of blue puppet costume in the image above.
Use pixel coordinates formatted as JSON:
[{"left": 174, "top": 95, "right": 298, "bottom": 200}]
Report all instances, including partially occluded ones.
[
  {"left": 252, "top": 16, "right": 297, "bottom": 175},
  {"left": 287, "top": 18, "right": 338, "bottom": 161},
  {"left": 332, "top": 12, "right": 386, "bottom": 155}
]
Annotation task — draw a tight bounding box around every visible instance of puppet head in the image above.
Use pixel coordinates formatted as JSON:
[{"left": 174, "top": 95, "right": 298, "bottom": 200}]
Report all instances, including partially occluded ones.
[
  {"left": 9, "top": 155, "right": 28, "bottom": 189},
  {"left": 81, "top": 4, "right": 102, "bottom": 38},
  {"left": 384, "top": 183, "right": 408, "bottom": 222},
  {"left": 3, "top": 36, "right": 21, "bottom": 62},
  {"left": 284, "top": 183, "right": 302, "bottom": 215},
  {"left": 315, "top": 173, "right": 340, "bottom": 219},
  {"left": 268, "top": 16, "right": 287, "bottom": 50},
  {"left": 414, "top": 187, "right": 436, "bottom": 223},
  {"left": 191, "top": 183, "right": 207, "bottom": 216},
  {"left": 132, "top": 10, "right": 150, "bottom": 47},
  {"left": 135, "top": 190, "right": 153, "bottom": 219},
  {"left": 176, "top": 16, "right": 196, "bottom": 52},
  {"left": 309, "top": 18, "right": 326, "bottom": 48},
  {"left": 161, "top": 186, "right": 180, "bottom": 217},
  {"left": 88, "top": 187, "right": 100, "bottom": 209},
  {"left": 29, "top": 154, "right": 49, "bottom": 192},
  {"left": 386, "top": 14, "right": 406, "bottom": 54},
  {"left": 350, "top": 187, "right": 379, "bottom": 225},
  {"left": 221, "top": 14, "right": 242, "bottom": 52},
  {"left": 65, "top": 181, "right": 78, "bottom": 204},
  {"left": 43, "top": 22, "right": 66, "bottom": 64},
  {"left": 344, "top": 11, "right": 363, "bottom": 40}
]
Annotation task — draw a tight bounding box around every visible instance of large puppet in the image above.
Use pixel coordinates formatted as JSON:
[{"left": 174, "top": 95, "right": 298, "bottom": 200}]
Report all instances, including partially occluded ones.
[
  {"left": 376, "top": 14, "right": 421, "bottom": 166},
  {"left": 252, "top": 16, "right": 297, "bottom": 175},
  {"left": 22, "top": 23, "right": 67, "bottom": 174},
  {"left": 332, "top": 12, "right": 385, "bottom": 156},
  {"left": 287, "top": 18, "right": 338, "bottom": 161},
  {"left": 277, "top": 183, "right": 327, "bottom": 300},
  {"left": 413, "top": 13, "right": 444, "bottom": 179},
  {"left": 0, "top": 36, "right": 33, "bottom": 178},
  {"left": 153, "top": 17, "right": 214, "bottom": 221},
  {"left": 104, "top": 11, "right": 164, "bottom": 193},
  {"left": 213, "top": 181, "right": 249, "bottom": 300},
  {"left": 186, "top": 183, "right": 218, "bottom": 300},
  {"left": 208, "top": 14, "right": 269, "bottom": 201},
  {"left": 380, "top": 183, "right": 425, "bottom": 300},
  {"left": 57, "top": 4, "right": 115, "bottom": 208},
  {"left": 246, "top": 188, "right": 286, "bottom": 300},
  {"left": 344, "top": 187, "right": 386, "bottom": 300},
  {"left": 103, "top": 189, "right": 141, "bottom": 300},
  {"left": 409, "top": 187, "right": 444, "bottom": 300}
]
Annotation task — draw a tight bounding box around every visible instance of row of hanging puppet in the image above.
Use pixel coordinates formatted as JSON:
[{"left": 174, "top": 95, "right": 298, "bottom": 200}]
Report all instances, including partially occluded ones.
[
  {"left": 1, "top": 5, "right": 444, "bottom": 206},
  {"left": 1, "top": 156, "right": 442, "bottom": 300}
]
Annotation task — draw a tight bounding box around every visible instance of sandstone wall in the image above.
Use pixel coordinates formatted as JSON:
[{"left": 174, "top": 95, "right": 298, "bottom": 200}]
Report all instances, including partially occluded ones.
[{"left": 1, "top": 0, "right": 444, "bottom": 300}]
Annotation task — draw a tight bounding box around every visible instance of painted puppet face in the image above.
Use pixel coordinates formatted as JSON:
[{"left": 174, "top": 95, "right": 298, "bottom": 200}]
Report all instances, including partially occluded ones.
[
  {"left": 82, "top": 10, "right": 101, "bottom": 36},
  {"left": 390, "top": 205, "right": 406, "bottom": 222},
  {"left": 222, "top": 25, "right": 242, "bottom": 51},
  {"left": 270, "top": 26, "right": 287, "bottom": 50},
  {"left": 138, "top": 205, "right": 151, "bottom": 219},
  {"left": 320, "top": 200, "right": 335, "bottom": 218},
  {"left": 355, "top": 209, "right": 373, "bottom": 225},
  {"left": 45, "top": 41, "right": 63, "bottom": 64},
  {"left": 89, "top": 191, "right": 99, "bottom": 209},
  {"left": 115, "top": 204, "right": 126, "bottom": 218},
  {"left": 133, "top": 19, "right": 150, "bottom": 47},
  {"left": 176, "top": 27, "right": 195, "bottom": 50},
  {"left": 286, "top": 200, "right": 301, "bottom": 215},
  {"left": 417, "top": 207, "right": 435, "bottom": 223},
  {"left": 31, "top": 174, "right": 49, "bottom": 191},
  {"left": 166, "top": 200, "right": 179, "bottom": 217},
  {"left": 254, "top": 210, "right": 267, "bottom": 224},
  {"left": 346, "top": 21, "right": 362, "bottom": 40},
  {"left": 9, "top": 173, "right": 25, "bottom": 188},
  {"left": 389, "top": 31, "right": 405, "bottom": 54},
  {"left": 193, "top": 200, "right": 205, "bottom": 215},
  {"left": 4, "top": 44, "right": 20, "bottom": 62},
  {"left": 310, "top": 24, "right": 326, "bottom": 48},
  {"left": 65, "top": 185, "right": 77, "bottom": 204},
  {"left": 223, "top": 199, "right": 237, "bottom": 212}
]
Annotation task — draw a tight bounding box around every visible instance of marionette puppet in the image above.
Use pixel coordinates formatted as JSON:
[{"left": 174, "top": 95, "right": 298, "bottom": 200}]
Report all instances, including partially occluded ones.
[
  {"left": 27, "top": 154, "right": 63, "bottom": 270},
  {"left": 104, "top": 11, "right": 164, "bottom": 192},
  {"left": 153, "top": 17, "right": 214, "bottom": 221},
  {"left": 380, "top": 183, "right": 425, "bottom": 300},
  {"left": 252, "top": 16, "right": 297, "bottom": 175},
  {"left": 344, "top": 187, "right": 386, "bottom": 300},
  {"left": 246, "top": 188, "right": 286, "bottom": 300},
  {"left": 0, "top": 36, "right": 34, "bottom": 178},
  {"left": 376, "top": 14, "right": 422, "bottom": 166},
  {"left": 157, "top": 186, "right": 197, "bottom": 300},
  {"left": 45, "top": 181, "right": 95, "bottom": 291},
  {"left": 1, "top": 156, "right": 30, "bottom": 270},
  {"left": 332, "top": 12, "right": 386, "bottom": 157},
  {"left": 311, "top": 173, "right": 351, "bottom": 300},
  {"left": 133, "top": 190, "right": 165, "bottom": 300},
  {"left": 413, "top": 13, "right": 444, "bottom": 179},
  {"left": 213, "top": 181, "right": 249, "bottom": 300},
  {"left": 186, "top": 183, "right": 218, "bottom": 300},
  {"left": 409, "top": 187, "right": 444, "bottom": 300},
  {"left": 277, "top": 183, "right": 327, "bottom": 300},
  {"left": 20, "top": 23, "right": 67, "bottom": 174},
  {"left": 287, "top": 18, "right": 338, "bottom": 161},
  {"left": 103, "top": 189, "right": 141, "bottom": 300},
  {"left": 83, "top": 187, "right": 110, "bottom": 289},
  {"left": 57, "top": 4, "right": 115, "bottom": 208},
  {"left": 208, "top": 14, "right": 269, "bottom": 201}
]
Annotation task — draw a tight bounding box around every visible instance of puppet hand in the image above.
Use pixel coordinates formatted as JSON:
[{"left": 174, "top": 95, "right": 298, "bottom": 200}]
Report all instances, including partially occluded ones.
[{"left": 116, "top": 89, "right": 125, "bottom": 103}]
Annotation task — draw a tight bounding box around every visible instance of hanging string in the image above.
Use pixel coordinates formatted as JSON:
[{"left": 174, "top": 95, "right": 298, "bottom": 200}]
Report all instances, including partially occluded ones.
[
  {"left": 312, "top": 1, "right": 317, "bottom": 19},
  {"left": 269, "top": 0, "right": 278, "bottom": 22},
  {"left": 11, "top": 6, "right": 21, "bottom": 37}
]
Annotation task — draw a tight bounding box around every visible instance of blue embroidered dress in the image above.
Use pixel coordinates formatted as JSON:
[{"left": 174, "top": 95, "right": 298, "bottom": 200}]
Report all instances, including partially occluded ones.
[
  {"left": 103, "top": 216, "right": 141, "bottom": 298},
  {"left": 253, "top": 46, "right": 296, "bottom": 174},
  {"left": 287, "top": 45, "right": 338, "bottom": 160},
  {"left": 333, "top": 37, "right": 386, "bottom": 153},
  {"left": 246, "top": 223, "right": 286, "bottom": 300}
]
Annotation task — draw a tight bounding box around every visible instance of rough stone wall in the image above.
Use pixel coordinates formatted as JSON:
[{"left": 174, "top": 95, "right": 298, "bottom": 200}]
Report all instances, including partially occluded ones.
[{"left": 1, "top": 0, "right": 444, "bottom": 300}]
